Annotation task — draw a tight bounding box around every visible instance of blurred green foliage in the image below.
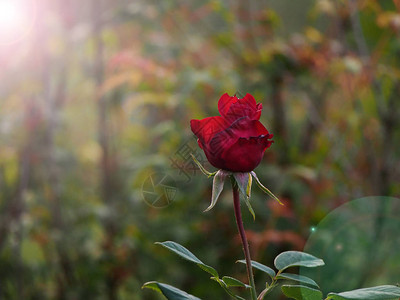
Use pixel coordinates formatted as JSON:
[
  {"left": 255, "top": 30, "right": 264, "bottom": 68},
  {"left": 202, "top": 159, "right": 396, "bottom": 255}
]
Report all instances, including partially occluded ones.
[{"left": 0, "top": 0, "right": 399, "bottom": 299}]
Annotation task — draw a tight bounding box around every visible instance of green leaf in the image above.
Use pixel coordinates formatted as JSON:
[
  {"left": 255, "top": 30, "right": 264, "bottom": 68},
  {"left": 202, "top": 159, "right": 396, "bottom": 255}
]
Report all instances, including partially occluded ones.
[
  {"left": 190, "top": 153, "right": 216, "bottom": 177},
  {"left": 156, "top": 241, "right": 202, "bottom": 264},
  {"left": 211, "top": 277, "right": 246, "bottom": 300},
  {"left": 326, "top": 285, "right": 400, "bottom": 300},
  {"left": 204, "top": 170, "right": 229, "bottom": 212},
  {"left": 222, "top": 276, "right": 249, "bottom": 288},
  {"left": 142, "top": 281, "right": 201, "bottom": 300},
  {"left": 233, "top": 173, "right": 251, "bottom": 198},
  {"left": 237, "top": 260, "right": 276, "bottom": 279},
  {"left": 156, "top": 241, "right": 218, "bottom": 277},
  {"left": 197, "top": 264, "right": 219, "bottom": 277},
  {"left": 274, "top": 251, "right": 324, "bottom": 271},
  {"left": 281, "top": 285, "right": 323, "bottom": 300},
  {"left": 250, "top": 171, "right": 282, "bottom": 205},
  {"left": 276, "top": 273, "right": 319, "bottom": 288}
]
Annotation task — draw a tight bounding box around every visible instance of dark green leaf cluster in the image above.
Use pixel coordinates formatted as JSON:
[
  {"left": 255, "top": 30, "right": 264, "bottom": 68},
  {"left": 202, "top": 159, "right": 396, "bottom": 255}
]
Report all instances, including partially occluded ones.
[{"left": 145, "top": 242, "right": 400, "bottom": 300}]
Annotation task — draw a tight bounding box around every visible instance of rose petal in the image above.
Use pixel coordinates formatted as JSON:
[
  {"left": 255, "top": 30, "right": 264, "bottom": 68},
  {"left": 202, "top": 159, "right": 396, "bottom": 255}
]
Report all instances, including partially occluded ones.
[
  {"left": 193, "top": 93, "right": 272, "bottom": 172},
  {"left": 221, "top": 135, "right": 273, "bottom": 172},
  {"left": 217, "top": 93, "right": 236, "bottom": 118},
  {"left": 204, "top": 118, "right": 270, "bottom": 165},
  {"left": 254, "top": 103, "right": 262, "bottom": 120},
  {"left": 190, "top": 116, "right": 229, "bottom": 145},
  {"left": 224, "top": 94, "right": 262, "bottom": 122},
  {"left": 227, "top": 117, "right": 270, "bottom": 139},
  {"left": 207, "top": 117, "right": 270, "bottom": 152}
]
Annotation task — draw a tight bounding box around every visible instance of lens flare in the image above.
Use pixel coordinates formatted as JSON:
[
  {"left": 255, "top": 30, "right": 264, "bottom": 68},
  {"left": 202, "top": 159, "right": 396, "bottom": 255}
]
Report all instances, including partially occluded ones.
[
  {"left": 0, "top": 0, "right": 36, "bottom": 44},
  {"left": 0, "top": 2, "right": 22, "bottom": 23}
]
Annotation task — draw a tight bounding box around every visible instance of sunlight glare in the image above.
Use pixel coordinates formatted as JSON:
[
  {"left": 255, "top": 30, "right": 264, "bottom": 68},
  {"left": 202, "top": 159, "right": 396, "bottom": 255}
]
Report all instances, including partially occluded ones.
[
  {"left": 0, "top": 0, "right": 35, "bottom": 44},
  {"left": 0, "top": 2, "right": 21, "bottom": 27}
]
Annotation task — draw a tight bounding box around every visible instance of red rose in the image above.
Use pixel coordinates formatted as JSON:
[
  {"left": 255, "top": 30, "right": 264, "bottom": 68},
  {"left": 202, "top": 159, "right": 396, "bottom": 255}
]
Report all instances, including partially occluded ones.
[{"left": 190, "top": 93, "right": 273, "bottom": 172}]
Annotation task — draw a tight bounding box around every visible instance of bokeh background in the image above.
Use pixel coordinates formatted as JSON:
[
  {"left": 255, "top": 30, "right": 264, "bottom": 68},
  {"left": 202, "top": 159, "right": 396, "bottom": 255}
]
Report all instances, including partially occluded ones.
[{"left": 1, "top": 0, "right": 400, "bottom": 299}]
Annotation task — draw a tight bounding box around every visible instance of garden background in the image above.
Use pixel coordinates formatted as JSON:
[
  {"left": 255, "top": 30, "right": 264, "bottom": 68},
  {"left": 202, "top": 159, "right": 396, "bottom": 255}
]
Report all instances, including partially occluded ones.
[{"left": 0, "top": 0, "right": 399, "bottom": 299}]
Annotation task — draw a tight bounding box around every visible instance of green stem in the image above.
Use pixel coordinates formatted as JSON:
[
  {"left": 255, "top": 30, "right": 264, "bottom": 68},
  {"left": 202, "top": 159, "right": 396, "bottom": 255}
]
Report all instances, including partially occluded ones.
[
  {"left": 258, "top": 270, "right": 282, "bottom": 300},
  {"left": 232, "top": 178, "right": 257, "bottom": 300}
]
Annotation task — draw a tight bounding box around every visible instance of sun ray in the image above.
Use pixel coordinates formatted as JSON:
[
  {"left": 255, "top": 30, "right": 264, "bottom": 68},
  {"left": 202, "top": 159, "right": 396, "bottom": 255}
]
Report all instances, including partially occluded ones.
[{"left": 0, "top": 0, "right": 36, "bottom": 44}]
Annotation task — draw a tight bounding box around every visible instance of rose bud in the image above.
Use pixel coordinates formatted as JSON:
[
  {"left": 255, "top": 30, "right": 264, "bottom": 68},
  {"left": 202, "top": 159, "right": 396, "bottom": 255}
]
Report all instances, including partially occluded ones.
[{"left": 190, "top": 93, "right": 273, "bottom": 172}]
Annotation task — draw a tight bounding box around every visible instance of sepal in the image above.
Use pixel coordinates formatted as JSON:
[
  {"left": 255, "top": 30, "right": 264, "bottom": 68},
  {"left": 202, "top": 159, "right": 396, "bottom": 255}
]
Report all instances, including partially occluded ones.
[
  {"left": 190, "top": 153, "right": 217, "bottom": 177},
  {"left": 204, "top": 170, "right": 230, "bottom": 212},
  {"left": 251, "top": 171, "right": 283, "bottom": 205},
  {"left": 232, "top": 173, "right": 255, "bottom": 219},
  {"left": 233, "top": 173, "right": 251, "bottom": 199}
]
